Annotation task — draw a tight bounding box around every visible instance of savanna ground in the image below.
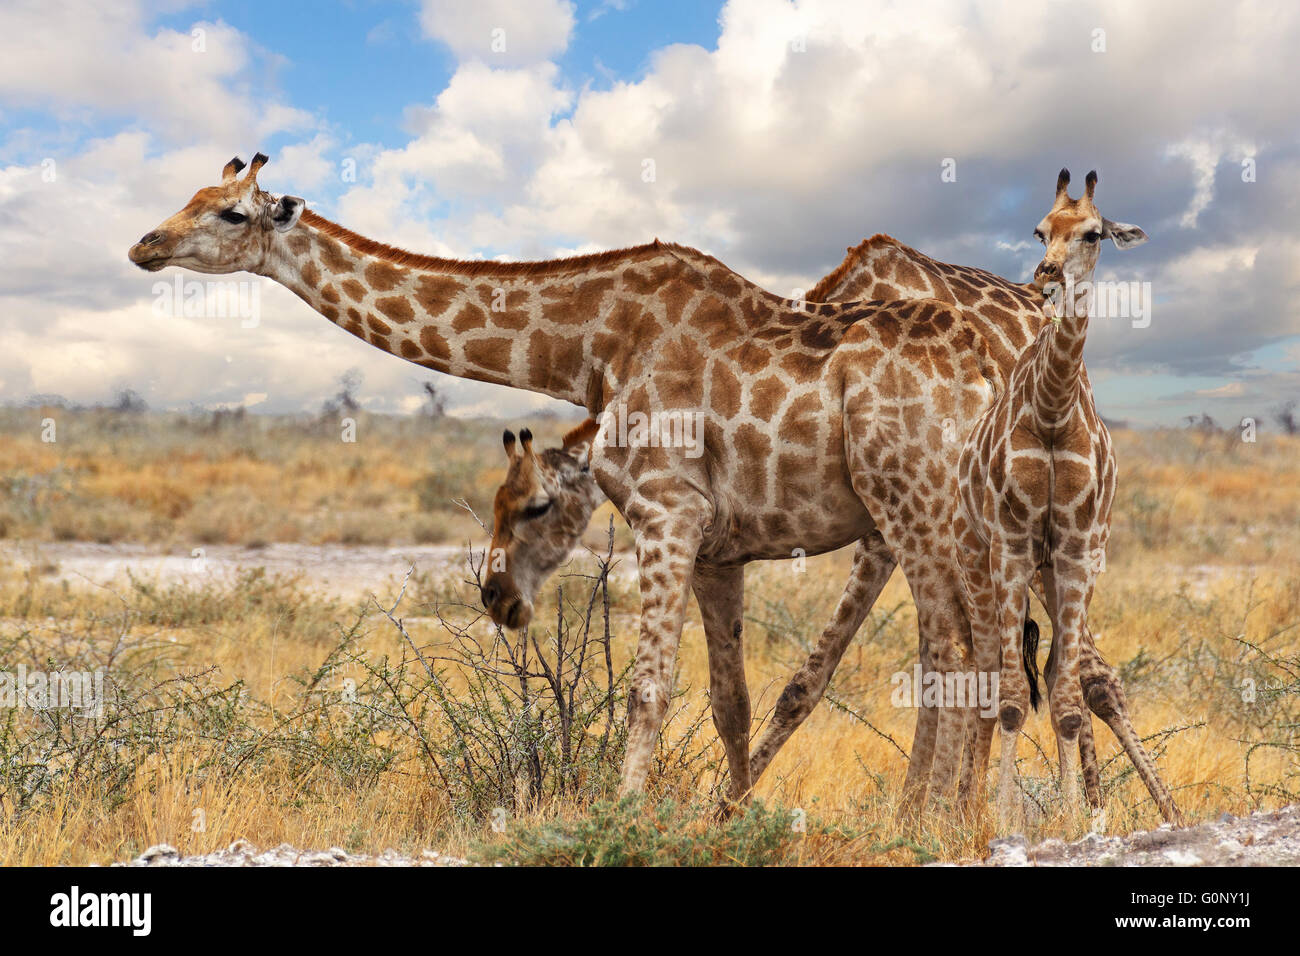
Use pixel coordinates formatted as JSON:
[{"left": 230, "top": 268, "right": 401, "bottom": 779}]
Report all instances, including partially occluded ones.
[{"left": 0, "top": 403, "right": 1297, "bottom": 866}]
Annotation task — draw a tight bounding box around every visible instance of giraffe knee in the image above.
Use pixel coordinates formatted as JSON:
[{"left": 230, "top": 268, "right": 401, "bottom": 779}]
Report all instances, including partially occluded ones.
[
  {"left": 774, "top": 680, "right": 809, "bottom": 722},
  {"left": 998, "top": 702, "right": 1026, "bottom": 733},
  {"left": 1055, "top": 711, "right": 1082, "bottom": 738},
  {"left": 1083, "top": 676, "right": 1120, "bottom": 720}
]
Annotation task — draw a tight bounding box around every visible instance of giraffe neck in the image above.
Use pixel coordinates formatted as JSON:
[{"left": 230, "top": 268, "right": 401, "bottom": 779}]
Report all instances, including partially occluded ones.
[
  {"left": 1030, "top": 273, "right": 1093, "bottom": 431},
  {"left": 256, "top": 210, "right": 667, "bottom": 409}
]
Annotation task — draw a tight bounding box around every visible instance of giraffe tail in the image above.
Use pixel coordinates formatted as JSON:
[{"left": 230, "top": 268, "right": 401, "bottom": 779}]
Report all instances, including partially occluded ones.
[{"left": 1021, "top": 617, "right": 1041, "bottom": 712}]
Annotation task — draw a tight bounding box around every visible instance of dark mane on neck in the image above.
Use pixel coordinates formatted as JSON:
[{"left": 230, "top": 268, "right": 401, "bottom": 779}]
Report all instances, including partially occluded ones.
[
  {"left": 805, "top": 233, "right": 905, "bottom": 302},
  {"left": 299, "top": 209, "right": 700, "bottom": 278}
]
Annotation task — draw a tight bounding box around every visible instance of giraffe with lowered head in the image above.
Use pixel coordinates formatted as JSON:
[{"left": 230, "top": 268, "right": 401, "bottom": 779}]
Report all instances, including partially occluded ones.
[{"left": 484, "top": 230, "right": 1181, "bottom": 824}]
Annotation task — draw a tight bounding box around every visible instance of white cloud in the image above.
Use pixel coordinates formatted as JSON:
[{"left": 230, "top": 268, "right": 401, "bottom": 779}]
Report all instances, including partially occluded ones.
[
  {"left": 4, "top": 0, "right": 1300, "bottom": 423},
  {"left": 419, "top": 0, "right": 576, "bottom": 66},
  {"left": 0, "top": 1, "right": 313, "bottom": 147}
]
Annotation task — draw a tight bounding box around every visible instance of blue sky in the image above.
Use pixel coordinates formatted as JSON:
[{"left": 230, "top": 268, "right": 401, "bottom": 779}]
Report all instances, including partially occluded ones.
[{"left": 0, "top": 0, "right": 1297, "bottom": 427}]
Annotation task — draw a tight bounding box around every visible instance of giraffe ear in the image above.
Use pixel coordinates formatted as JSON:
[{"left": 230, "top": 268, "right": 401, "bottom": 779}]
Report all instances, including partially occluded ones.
[
  {"left": 269, "top": 195, "right": 305, "bottom": 233},
  {"left": 1100, "top": 218, "right": 1148, "bottom": 250},
  {"left": 562, "top": 418, "right": 600, "bottom": 469}
]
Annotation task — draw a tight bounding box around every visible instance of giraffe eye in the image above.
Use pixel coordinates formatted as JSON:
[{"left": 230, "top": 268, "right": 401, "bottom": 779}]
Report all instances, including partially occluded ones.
[
  {"left": 219, "top": 209, "right": 247, "bottom": 224},
  {"left": 1083, "top": 231, "right": 1101, "bottom": 243},
  {"left": 521, "top": 500, "right": 553, "bottom": 520}
]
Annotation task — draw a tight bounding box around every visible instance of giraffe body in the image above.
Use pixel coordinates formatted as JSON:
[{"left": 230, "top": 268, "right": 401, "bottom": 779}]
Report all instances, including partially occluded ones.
[{"left": 128, "top": 155, "right": 999, "bottom": 804}]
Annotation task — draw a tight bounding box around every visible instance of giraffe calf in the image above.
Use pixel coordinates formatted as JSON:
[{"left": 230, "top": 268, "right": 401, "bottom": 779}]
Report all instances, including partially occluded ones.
[{"left": 953, "top": 168, "right": 1150, "bottom": 831}]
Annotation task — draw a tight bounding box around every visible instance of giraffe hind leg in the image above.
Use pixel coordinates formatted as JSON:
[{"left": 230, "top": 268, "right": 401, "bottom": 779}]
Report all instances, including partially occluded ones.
[
  {"left": 692, "top": 563, "right": 753, "bottom": 808},
  {"left": 1078, "top": 629, "right": 1182, "bottom": 824},
  {"left": 748, "top": 534, "right": 896, "bottom": 783}
]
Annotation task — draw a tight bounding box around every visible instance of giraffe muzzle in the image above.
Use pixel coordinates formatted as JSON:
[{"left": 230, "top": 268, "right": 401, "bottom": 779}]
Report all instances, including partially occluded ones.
[{"left": 128, "top": 232, "right": 171, "bottom": 271}]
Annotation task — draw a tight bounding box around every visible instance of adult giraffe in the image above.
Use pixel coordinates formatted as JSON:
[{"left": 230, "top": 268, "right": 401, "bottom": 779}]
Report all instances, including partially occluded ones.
[{"left": 128, "top": 153, "right": 998, "bottom": 805}]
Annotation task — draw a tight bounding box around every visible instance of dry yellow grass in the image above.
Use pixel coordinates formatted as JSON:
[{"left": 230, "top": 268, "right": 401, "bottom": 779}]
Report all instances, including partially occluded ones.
[{"left": 0, "top": 411, "right": 1296, "bottom": 865}]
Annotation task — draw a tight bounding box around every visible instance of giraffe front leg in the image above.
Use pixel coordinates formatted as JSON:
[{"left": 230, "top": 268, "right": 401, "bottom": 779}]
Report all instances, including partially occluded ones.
[
  {"left": 692, "top": 562, "right": 753, "bottom": 808},
  {"left": 988, "top": 538, "right": 1035, "bottom": 833},
  {"left": 1032, "top": 574, "right": 1102, "bottom": 814},
  {"left": 749, "top": 533, "right": 896, "bottom": 782},
  {"left": 1040, "top": 562, "right": 1089, "bottom": 823},
  {"left": 618, "top": 518, "right": 705, "bottom": 797}
]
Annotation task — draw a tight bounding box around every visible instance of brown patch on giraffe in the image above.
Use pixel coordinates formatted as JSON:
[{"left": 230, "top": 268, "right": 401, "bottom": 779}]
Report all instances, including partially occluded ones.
[
  {"left": 420, "top": 326, "right": 451, "bottom": 362},
  {"left": 774, "top": 454, "right": 813, "bottom": 508},
  {"left": 321, "top": 284, "right": 340, "bottom": 304},
  {"left": 364, "top": 260, "right": 408, "bottom": 292},
  {"left": 710, "top": 361, "right": 742, "bottom": 420},
  {"left": 732, "top": 424, "right": 771, "bottom": 499},
  {"left": 300, "top": 260, "right": 320, "bottom": 288},
  {"left": 739, "top": 296, "right": 776, "bottom": 331},
  {"left": 341, "top": 279, "right": 367, "bottom": 302},
  {"left": 317, "top": 236, "right": 354, "bottom": 274},
  {"left": 623, "top": 260, "right": 692, "bottom": 297},
  {"left": 287, "top": 233, "right": 311, "bottom": 256},
  {"left": 376, "top": 296, "right": 416, "bottom": 324},
  {"left": 542, "top": 276, "right": 616, "bottom": 326},
  {"left": 724, "top": 341, "right": 771, "bottom": 377},
  {"left": 777, "top": 351, "right": 820, "bottom": 381},
  {"left": 414, "top": 274, "right": 462, "bottom": 318},
  {"left": 657, "top": 338, "right": 706, "bottom": 408},
  {"left": 894, "top": 258, "right": 926, "bottom": 292},
  {"left": 781, "top": 391, "right": 823, "bottom": 440},
  {"left": 347, "top": 307, "right": 362, "bottom": 324},
  {"left": 451, "top": 302, "right": 488, "bottom": 333},
  {"left": 367, "top": 314, "right": 393, "bottom": 336},
  {"left": 321, "top": 304, "right": 339, "bottom": 322},
  {"left": 708, "top": 268, "right": 743, "bottom": 299},
  {"left": 694, "top": 295, "right": 738, "bottom": 349},
  {"left": 463, "top": 337, "right": 513, "bottom": 379},
  {"left": 399, "top": 339, "right": 422, "bottom": 360},
  {"left": 749, "top": 376, "right": 786, "bottom": 422},
  {"left": 527, "top": 330, "right": 583, "bottom": 392},
  {"left": 655, "top": 273, "right": 706, "bottom": 326}
]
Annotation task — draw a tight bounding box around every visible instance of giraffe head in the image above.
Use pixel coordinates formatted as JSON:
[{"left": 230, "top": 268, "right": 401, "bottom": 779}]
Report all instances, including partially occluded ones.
[
  {"left": 127, "top": 153, "right": 305, "bottom": 275},
  {"left": 1031, "top": 168, "right": 1147, "bottom": 289},
  {"left": 480, "top": 420, "right": 603, "bottom": 630}
]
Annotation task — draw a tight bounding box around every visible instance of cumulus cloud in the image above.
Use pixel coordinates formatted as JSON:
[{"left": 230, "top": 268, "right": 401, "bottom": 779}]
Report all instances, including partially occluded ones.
[
  {"left": 1, "top": 0, "right": 1298, "bottom": 424},
  {"left": 0, "top": 1, "right": 312, "bottom": 147},
  {"left": 419, "top": 0, "right": 576, "bottom": 66}
]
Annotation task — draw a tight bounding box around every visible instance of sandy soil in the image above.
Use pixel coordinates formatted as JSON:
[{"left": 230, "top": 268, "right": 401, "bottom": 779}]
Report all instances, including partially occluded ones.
[{"left": 1, "top": 540, "right": 637, "bottom": 600}]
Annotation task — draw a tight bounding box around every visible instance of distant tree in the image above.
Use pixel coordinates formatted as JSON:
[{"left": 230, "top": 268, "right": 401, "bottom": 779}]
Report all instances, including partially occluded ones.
[
  {"left": 1183, "top": 412, "right": 1218, "bottom": 433},
  {"left": 111, "top": 388, "right": 149, "bottom": 414},
  {"left": 24, "top": 393, "right": 71, "bottom": 409},
  {"left": 1273, "top": 400, "right": 1298, "bottom": 436},
  {"left": 322, "top": 368, "right": 363, "bottom": 416},
  {"left": 421, "top": 380, "right": 446, "bottom": 418}
]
